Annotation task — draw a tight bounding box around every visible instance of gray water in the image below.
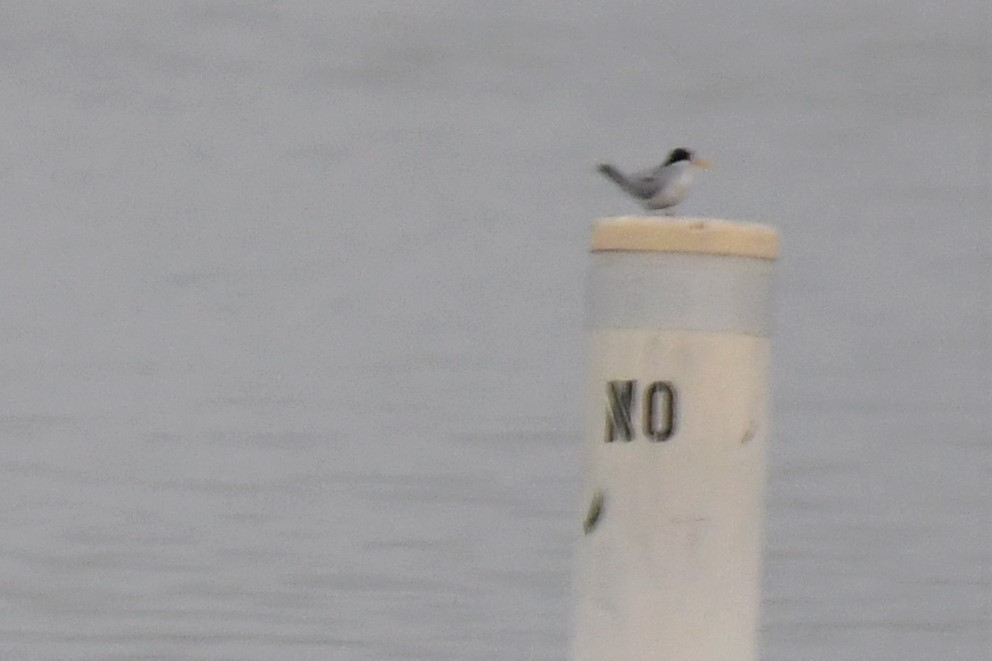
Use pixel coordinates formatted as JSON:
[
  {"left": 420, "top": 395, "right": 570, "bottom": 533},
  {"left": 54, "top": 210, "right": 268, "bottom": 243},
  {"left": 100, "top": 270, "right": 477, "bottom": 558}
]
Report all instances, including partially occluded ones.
[{"left": 1, "top": 2, "right": 988, "bottom": 659}]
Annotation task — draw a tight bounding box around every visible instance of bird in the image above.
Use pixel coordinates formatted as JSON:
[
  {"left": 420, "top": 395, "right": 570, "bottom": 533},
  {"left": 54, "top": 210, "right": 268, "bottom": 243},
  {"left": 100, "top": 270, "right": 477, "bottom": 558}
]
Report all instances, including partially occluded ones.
[{"left": 597, "top": 147, "right": 712, "bottom": 214}]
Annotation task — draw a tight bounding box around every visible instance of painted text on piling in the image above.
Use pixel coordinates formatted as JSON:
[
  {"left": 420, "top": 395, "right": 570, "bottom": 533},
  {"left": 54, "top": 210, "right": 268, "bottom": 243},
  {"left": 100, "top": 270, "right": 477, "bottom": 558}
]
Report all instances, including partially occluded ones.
[{"left": 605, "top": 380, "right": 677, "bottom": 443}]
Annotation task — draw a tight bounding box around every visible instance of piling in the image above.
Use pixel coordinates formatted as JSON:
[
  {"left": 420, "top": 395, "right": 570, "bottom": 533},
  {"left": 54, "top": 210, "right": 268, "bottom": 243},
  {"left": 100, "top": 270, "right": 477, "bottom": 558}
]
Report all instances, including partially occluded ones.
[{"left": 571, "top": 216, "right": 779, "bottom": 661}]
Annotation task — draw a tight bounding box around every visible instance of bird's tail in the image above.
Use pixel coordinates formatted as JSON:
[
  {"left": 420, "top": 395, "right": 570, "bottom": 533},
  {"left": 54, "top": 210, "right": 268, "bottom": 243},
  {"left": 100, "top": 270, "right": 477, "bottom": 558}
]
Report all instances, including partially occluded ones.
[{"left": 596, "top": 163, "right": 633, "bottom": 194}]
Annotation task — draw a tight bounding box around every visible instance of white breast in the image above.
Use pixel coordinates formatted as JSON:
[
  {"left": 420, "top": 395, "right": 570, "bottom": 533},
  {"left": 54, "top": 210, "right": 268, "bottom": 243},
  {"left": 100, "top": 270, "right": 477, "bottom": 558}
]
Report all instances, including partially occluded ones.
[{"left": 649, "top": 162, "right": 694, "bottom": 209}]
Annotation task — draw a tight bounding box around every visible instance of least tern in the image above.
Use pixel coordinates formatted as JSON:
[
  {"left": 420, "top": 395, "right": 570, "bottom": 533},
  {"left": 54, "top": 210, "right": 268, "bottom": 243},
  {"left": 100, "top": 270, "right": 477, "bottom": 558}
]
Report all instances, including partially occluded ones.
[{"left": 597, "top": 147, "right": 712, "bottom": 214}]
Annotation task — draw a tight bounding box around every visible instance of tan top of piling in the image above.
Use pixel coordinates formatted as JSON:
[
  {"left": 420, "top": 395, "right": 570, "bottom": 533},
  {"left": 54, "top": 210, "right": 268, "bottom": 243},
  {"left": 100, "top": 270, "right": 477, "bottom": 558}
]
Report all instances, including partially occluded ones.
[{"left": 591, "top": 217, "right": 779, "bottom": 260}]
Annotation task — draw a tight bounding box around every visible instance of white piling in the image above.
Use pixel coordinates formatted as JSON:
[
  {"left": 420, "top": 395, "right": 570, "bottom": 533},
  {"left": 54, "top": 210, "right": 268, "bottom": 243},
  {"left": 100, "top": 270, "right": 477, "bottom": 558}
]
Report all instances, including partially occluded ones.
[{"left": 571, "top": 217, "right": 779, "bottom": 661}]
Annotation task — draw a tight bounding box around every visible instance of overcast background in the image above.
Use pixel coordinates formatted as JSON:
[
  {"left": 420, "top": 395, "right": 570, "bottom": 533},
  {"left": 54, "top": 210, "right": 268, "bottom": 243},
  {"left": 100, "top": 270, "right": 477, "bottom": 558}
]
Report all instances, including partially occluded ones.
[{"left": 0, "top": 1, "right": 988, "bottom": 659}]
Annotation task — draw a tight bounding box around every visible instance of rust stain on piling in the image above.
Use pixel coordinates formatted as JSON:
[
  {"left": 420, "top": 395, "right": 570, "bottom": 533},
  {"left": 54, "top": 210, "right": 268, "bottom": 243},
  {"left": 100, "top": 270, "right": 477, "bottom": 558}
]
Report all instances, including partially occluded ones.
[
  {"left": 741, "top": 421, "right": 757, "bottom": 445},
  {"left": 583, "top": 490, "right": 605, "bottom": 534}
]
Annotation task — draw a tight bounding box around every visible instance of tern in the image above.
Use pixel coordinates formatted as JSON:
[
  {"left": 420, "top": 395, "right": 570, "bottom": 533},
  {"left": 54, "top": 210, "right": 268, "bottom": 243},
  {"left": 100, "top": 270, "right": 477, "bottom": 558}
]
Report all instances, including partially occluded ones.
[{"left": 597, "top": 148, "right": 712, "bottom": 214}]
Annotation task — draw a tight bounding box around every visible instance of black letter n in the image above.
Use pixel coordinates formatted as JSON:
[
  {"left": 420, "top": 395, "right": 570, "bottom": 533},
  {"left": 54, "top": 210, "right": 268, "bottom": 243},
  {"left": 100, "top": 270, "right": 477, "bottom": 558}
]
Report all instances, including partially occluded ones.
[{"left": 605, "top": 380, "right": 635, "bottom": 442}]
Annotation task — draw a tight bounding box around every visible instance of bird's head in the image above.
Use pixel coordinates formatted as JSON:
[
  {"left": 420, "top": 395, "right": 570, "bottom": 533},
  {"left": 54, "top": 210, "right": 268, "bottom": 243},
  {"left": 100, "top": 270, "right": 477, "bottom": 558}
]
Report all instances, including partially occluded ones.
[{"left": 664, "top": 147, "right": 712, "bottom": 169}]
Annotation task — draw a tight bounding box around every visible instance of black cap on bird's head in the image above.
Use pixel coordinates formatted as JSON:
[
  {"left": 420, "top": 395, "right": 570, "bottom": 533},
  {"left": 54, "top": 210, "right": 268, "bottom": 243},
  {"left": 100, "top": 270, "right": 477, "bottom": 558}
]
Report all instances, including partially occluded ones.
[
  {"left": 663, "top": 147, "right": 712, "bottom": 169},
  {"left": 664, "top": 147, "right": 693, "bottom": 166}
]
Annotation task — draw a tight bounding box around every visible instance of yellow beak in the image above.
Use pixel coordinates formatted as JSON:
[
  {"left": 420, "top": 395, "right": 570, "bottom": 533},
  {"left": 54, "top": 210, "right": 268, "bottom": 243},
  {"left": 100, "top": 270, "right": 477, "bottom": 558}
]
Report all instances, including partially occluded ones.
[{"left": 691, "top": 158, "right": 713, "bottom": 169}]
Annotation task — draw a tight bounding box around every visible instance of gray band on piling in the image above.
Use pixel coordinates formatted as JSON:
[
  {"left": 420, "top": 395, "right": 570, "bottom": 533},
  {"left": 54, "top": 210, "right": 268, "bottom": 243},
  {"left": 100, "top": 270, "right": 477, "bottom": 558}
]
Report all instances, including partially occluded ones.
[{"left": 587, "top": 218, "right": 779, "bottom": 335}]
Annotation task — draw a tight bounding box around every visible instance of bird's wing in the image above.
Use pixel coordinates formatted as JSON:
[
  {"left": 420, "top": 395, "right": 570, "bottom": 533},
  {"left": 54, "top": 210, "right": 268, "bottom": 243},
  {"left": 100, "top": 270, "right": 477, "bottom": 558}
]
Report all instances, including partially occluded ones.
[{"left": 624, "top": 167, "right": 663, "bottom": 199}]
